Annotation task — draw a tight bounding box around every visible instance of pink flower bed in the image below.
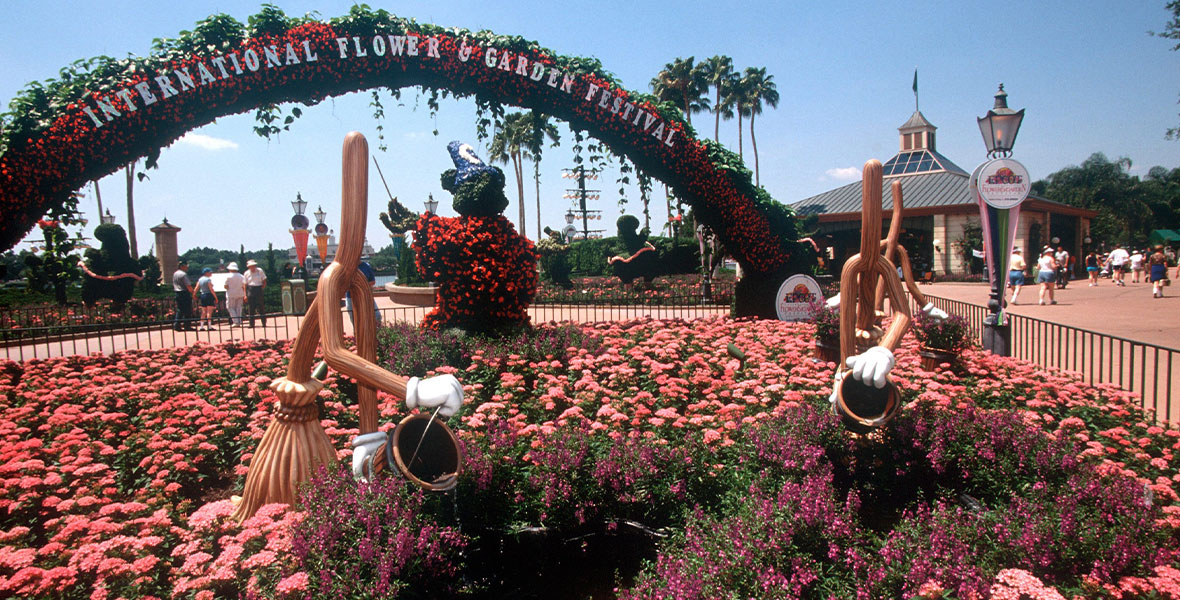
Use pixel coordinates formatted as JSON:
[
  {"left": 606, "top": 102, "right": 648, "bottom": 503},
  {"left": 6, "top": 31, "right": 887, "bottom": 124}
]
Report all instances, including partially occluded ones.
[{"left": 0, "top": 319, "right": 1176, "bottom": 598}]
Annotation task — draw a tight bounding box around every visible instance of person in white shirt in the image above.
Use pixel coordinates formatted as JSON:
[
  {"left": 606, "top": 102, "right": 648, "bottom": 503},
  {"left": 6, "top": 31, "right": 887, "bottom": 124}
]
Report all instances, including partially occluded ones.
[
  {"left": 244, "top": 259, "right": 267, "bottom": 327},
  {"left": 1107, "top": 245, "right": 1130, "bottom": 287},
  {"left": 1036, "top": 248, "right": 1058, "bottom": 305},
  {"left": 225, "top": 262, "right": 246, "bottom": 327},
  {"left": 1054, "top": 246, "right": 1070, "bottom": 288},
  {"left": 1130, "top": 249, "right": 1145, "bottom": 283},
  {"left": 1007, "top": 248, "right": 1027, "bottom": 305}
]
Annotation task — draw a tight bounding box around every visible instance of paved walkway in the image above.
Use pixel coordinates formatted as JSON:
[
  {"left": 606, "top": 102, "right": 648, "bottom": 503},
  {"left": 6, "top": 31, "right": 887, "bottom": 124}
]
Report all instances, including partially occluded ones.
[{"left": 921, "top": 278, "right": 1179, "bottom": 349}]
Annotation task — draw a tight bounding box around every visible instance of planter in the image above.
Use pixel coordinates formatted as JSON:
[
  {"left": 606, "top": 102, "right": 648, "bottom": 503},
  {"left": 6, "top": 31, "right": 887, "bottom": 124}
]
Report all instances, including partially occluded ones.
[
  {"left": 918, "top": 346, "right": 958, "bottom": 371},
  {"left": 814, "top": 334, "right": 841, "bottom": 364},
  {"left": 385, "top": 283, "right": 437, "bottom": 307}
]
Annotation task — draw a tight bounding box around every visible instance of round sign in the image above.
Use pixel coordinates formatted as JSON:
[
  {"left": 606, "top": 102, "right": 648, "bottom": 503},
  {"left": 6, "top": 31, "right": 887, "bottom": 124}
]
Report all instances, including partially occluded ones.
[
  {"left": 290, "top": 214, "right": 310, "bottom": 229},
  {"left": 314, "top": 222, "right": 329, "bottom": 236},
  {"left": 775, "top": 274, "right": 823, "bottom": 322},
  {"left": 562, "top": 225, "right": 579, "bottom": 240},
  {"left": 977, "top": 158, "right": 1030, "bottom": 209}
]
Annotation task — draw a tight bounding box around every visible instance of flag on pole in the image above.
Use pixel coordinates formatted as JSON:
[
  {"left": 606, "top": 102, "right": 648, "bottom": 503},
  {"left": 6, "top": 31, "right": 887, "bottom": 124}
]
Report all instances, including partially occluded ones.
[{"left": 912, "top": 68, "right": 919, "bottom": 111}]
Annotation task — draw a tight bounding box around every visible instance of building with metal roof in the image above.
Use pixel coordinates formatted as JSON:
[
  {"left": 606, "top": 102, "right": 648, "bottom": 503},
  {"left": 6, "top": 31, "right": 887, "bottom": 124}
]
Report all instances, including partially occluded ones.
[{"left": 793, "top": 106, "right": 1096, "bottom": 277}]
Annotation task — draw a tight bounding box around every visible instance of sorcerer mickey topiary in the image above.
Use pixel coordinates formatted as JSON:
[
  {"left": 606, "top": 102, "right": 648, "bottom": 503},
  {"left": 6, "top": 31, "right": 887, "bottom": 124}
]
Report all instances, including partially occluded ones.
[
  {"left": 80, "top": 223, "right": 143, "bottom": 312},
  {"left": 415, "top": 141, "right": 538, "bottom": 333}
]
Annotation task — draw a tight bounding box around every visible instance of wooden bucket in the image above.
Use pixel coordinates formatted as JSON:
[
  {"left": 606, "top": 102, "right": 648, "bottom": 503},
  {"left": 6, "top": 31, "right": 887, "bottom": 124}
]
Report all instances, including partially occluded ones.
[
  {"left": 834, "top": 371, "right": 900, "bottom": 434},
  {"left": 390, "top": 413, "right": 463, "bottom": 491}
]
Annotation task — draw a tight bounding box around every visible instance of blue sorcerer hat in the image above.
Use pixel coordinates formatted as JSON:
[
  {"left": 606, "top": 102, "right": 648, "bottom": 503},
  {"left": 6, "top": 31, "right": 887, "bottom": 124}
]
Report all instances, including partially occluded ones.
[{"left": 447, "top": 141, "right": 496, "bottom": 186}]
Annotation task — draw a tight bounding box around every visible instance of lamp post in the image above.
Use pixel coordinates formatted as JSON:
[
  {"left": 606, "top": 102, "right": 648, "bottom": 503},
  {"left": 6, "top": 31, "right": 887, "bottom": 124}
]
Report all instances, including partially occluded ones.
[
  {"left": 290, "top": 192, "right": 310, "bottom": 280},
  {"left": 424, "top": 193, "right": 439, "bottom": 215},
  {"left": 313, "top": 205, "right": 330, "bottom": 274},
  {"left": 100, "top": 210, "right": 116, "bottom": 225},
  {"left": 972, "top": 84, "right": 1029, "bottom": 357}
]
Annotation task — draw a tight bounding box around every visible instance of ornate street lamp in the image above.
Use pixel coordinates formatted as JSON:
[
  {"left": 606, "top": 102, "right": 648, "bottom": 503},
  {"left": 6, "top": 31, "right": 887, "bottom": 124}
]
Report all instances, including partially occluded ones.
[
  {"left": 290, "top": 192, "right": 310, "bottom": 280},
  {"left": 972, "top": 84, "right": 1028, "bottom": 357},
  {"left": 424, "top": 193, "right": 439, "bottom": 214},
  {"left": 977, "top": 84, "right": 1025, "bottom": 158},
  {"left": 100, "top": 209, "right": 116, "bottom": 225},
  {"left": 313, "top": 205, "right": 330, "bottom": 271}
]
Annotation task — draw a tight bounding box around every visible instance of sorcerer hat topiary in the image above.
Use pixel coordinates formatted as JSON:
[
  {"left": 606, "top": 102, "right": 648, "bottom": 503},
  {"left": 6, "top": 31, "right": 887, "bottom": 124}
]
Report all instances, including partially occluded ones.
[{"left": 446, "top": 141, "right": 496, "bottom": 186}]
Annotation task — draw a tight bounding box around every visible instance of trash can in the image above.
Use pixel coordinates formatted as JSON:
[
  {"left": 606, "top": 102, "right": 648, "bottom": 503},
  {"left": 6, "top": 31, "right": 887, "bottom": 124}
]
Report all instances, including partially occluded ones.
[
  {"left": 290, "top": 279, "right": 307, "bottom": 314},
  {"left": 280, "top": 280, "right": 294, "bottom": 315}
]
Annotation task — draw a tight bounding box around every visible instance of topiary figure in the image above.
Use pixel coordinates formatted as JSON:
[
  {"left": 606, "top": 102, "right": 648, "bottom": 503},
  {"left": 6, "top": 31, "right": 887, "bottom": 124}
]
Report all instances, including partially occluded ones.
[
  {"left": 80, "top": 223, "right": 143, "bottom": 312},
  {"left": 537, "top": 227, "right": 573, "bottom": 289},
  {"left": 415, "top": 141, "right": 537, "bottom": 334},
  {"left": 608, "top": 214, "right": 661, "bottom": 285}
]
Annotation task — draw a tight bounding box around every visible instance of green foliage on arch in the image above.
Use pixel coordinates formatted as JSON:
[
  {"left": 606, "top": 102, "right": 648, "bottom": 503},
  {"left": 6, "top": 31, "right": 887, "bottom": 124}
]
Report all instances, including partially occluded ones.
[{"left": 0, "top": 4, "right": 813, "bottom": 280}]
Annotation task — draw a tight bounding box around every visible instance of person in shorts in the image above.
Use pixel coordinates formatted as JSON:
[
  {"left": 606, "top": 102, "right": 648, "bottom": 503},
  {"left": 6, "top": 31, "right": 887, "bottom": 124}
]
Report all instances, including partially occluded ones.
[
  {"left": 1007, "top": 247, "right": 1026, "bottom": 305},
  {"left": 1107, "top": 245, "right": 1130, "bottom": 286},
  {"left": 195, "top": 267, "right": 217, "bottom": 330},
  {"left": 1149, "top": 246, "right": 1169, "bottom": 298},
  {"left": 1085, "top": 251, "right": 1101, "bottom": 287},
  {"left": 1130, "top": 248, "right": 1145, "bottom": 283},
  {"left": 1036, "top": 248, "right": 1058, "bottom": 305}
]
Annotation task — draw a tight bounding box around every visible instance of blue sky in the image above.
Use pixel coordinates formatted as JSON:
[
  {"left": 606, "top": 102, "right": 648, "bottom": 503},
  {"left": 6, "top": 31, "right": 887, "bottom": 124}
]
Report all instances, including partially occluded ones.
[{"left": 2, "top": 1, "right": 1177, "bottom": 255}]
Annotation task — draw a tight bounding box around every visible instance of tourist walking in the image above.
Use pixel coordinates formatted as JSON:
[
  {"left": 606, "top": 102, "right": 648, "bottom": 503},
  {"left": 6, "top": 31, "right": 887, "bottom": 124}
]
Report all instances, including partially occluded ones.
[
  {"left": 1055, "top": 246, "right": 1070, "bottom": 288},
  {"left": 1085, "top": 251, "right": 1101, "bottom": 286},
  {"left": 1036, "top": 248, "right": 1058, "bottom": 305},
  {"left": 195, "top": 268, "right": 217, "bottom": 330},
  {"left": 244, "top": 259, "right": 267, "bottom": 328},
  {"left": 1149, "top": 246, "right": 1169, "bottom": 298},
  {"left": 225, "top": 262, "right": 246, "bottom": 327},
  {"left": 1130, "top": 248, "right": 1145, "bottom": 283},
  {"left": 1108, "top": 245, "right": 1130, "bottom": 286},
  {"left": 1007, "top": 247, "right": 1026, "bottom": 305},
  {"left": 172, "top": 259, "right": 195, "bottom": 331}
]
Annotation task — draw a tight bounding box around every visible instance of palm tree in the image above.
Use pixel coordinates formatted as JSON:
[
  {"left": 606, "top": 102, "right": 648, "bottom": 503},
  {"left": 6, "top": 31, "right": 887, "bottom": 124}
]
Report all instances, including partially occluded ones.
[
  {"left": 741, "top": 67, "right": 780, "bottom": 187},
  {"left": 700, "top": 55, "right": 734, "bottom": 142},
  {"left": 650, "top": 57, "right": 708, "bottom": 126},
  {"left": 723, "top": 74, "right": 752, "bottom": 159},
  {"left": 124, "top": 160, "right": 138, "bottom": 258},
  {"left": 488, "top": 112, "right": 532, "bottom": 236},
  {"left": 524, "top": 113, "right": 560, "bottom": 240}
]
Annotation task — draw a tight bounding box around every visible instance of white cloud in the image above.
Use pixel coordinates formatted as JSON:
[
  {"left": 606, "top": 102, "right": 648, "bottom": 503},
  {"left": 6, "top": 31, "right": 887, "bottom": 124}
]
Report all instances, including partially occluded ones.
[
  {"left": 177, "top": 132, "right": 239, "bottom": 151},
  {"left": 823, "top": 167, "right": 860, "bottom": 181}
]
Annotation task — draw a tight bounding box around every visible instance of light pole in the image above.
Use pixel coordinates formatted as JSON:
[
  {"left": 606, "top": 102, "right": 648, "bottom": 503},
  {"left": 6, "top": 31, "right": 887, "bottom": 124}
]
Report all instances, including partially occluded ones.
[
  {"left": 100, "top": 210, "right": 116, "bottom": 225},
  {"left": 290, "top": 193, "right": 310, "bottom": 279},
  {"left": 313, "top": 205, "right": 330, "bottom": 274},
  {"left": 424, "top": 193, "right": 439, "bottom": 215},
  {"left": 972, "top": 84, "right": 1029, "bottom": 356}
]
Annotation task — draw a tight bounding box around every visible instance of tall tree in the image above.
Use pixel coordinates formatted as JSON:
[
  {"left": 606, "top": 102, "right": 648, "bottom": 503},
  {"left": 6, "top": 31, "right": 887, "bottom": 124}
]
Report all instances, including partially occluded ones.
[
  {"left": 700, "top": 55, "right": 735, "bottom": 142},
  {"left": 525, "top": 112, "right": 561, "bottom": 240},
  {"left": 1034, "top": 153, "right": 1151, "bottom": 245},
  {"left": 650, "top": 57, "right": 708, "bottom": 126},
  {"left": 1154, "top": 1, "right": 1180, "bottom": 139},
  {"left": 124, "top": 161, "right": 139, "bottom": 258},
  {"left": 723, "top": 74, "right": 753, "bottom": 159},
  {"left": 741, "top": 67, "right": 780, "bottom": 187},
  {"left": 488, "top": 112, "right": 532, "bottom": 237}
]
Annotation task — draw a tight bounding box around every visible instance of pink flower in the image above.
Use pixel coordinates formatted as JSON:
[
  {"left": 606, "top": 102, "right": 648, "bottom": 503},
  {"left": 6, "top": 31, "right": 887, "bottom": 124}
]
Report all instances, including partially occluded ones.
[{"left": 275, "top": 571, "right": 309, "bottom": 596}]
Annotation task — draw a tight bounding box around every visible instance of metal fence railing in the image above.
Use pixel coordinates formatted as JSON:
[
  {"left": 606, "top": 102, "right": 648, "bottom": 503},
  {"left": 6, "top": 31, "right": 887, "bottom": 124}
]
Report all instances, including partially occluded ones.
[
  {"left": 1, "top": 292, "right": 733, "bottom": 362},
  {"left": 919, "top": 294, "right": 1179, "bottom": 425}
]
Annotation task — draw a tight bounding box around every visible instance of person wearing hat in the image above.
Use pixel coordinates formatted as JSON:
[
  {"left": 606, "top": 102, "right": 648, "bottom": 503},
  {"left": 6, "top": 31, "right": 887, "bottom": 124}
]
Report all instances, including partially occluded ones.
[
  {"left": 1007, "top": 247, "right": 1026, "bottom": 305},
  {"left": 225, "top": 262, "right": 246, "bottom": 327},
  {"left": 244, "top": 259, "right": 267, "bottom": 328},
  {"left": 195, "top": 267, "right": 218, "bottom": 330},
  {"left": 1036, "top": 247, "right": 1059, "bottom": 305},
  {"left": 171, "top": 259, "right": 195, "bottom": 331}
]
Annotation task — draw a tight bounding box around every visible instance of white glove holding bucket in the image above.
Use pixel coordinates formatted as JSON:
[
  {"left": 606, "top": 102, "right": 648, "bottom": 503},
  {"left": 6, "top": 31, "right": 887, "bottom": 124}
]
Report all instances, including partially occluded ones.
[
  {"left": 921, "top": 302, "right": 949, "bottom": 321},
  {"left": 845, "top": 346, "right": 895, "bottom": 389},
  {"left": 405, "top": 374, "right": 464, "bottom": 418},
  {"left": 351, "top": 431, "right": 387, "bottom": 482}
]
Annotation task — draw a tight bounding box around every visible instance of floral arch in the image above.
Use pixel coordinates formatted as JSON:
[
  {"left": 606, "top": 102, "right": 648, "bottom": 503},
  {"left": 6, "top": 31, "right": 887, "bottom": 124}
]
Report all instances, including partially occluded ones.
[{"left": 0, "top": 7, "right": 811, "bottom": 314}]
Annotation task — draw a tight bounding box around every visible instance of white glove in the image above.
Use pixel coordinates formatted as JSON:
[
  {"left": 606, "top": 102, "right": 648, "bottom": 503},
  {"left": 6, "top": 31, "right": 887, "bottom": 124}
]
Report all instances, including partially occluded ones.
[
  {"left": 825, "top": 294, "right": 841, "bottom": 311},
  {"left": 405, "top": 374, "right": 464, "bottom": 417},
  {"left": 351, "top": 432, "right": 388, "bottom": 481},
  {"left": 846, "top": 346, "right": 895, "bottom": 389},
  {"left": 921, "top": 302, "right": 949, "bottom": 321}
]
